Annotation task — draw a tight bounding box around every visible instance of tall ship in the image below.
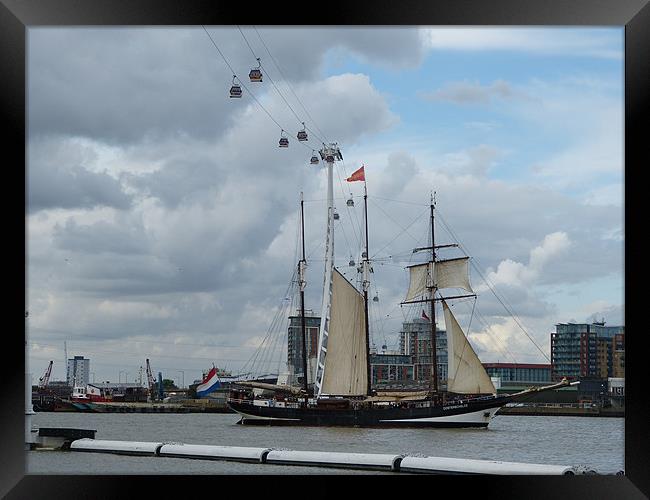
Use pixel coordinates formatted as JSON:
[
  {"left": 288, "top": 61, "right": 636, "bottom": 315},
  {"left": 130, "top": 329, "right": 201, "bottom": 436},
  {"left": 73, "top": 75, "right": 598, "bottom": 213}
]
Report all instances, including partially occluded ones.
[{"left": 227, "top": 143, "right": 569, "bottom": 427}]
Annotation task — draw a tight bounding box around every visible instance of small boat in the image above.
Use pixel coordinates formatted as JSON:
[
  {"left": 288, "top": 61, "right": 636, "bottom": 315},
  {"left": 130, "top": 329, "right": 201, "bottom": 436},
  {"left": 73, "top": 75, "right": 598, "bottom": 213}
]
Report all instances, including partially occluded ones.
[{"left": 70, "top": 384, "right": 111, "bottom": 403}]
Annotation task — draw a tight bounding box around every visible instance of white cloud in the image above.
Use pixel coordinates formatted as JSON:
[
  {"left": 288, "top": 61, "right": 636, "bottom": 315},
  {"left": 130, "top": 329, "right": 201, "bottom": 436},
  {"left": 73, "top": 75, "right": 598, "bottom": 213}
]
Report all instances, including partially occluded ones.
[
  {"left": 419, "top": 79, "right": 526, "bottom": 104},
  {"left": 481, "top": 232, "right": 571, "bottom": 288},
  {"left": 423, "top": 28, "right": 622, "bottom": 60}
]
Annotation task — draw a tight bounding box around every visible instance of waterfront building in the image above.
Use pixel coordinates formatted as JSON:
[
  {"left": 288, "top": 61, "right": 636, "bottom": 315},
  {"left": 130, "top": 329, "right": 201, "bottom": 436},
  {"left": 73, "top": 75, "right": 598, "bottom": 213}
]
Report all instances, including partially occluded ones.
[
  {"left": 550, "top": 321, "right": 624, "bottom": 381},
  {"left": 286, "top": 314, "right": 445, "bottom": 389},
  {"left": 287, "top": 310, "right": 320, "bottom": 386},
  {"left": 399, "top": 318, "right": 448, "bottom": 386},
  {"left": 482, "top": 363, "right": 551, "bottom": 386},
  {"left": 369, "top": 352, "right": 414, "bottom": 386},
  {"left": 66, "top": 355, "right": 90, "bottom": 387},
  {"left": 612, "top": 333, "right": 625, "bottom": 378}
]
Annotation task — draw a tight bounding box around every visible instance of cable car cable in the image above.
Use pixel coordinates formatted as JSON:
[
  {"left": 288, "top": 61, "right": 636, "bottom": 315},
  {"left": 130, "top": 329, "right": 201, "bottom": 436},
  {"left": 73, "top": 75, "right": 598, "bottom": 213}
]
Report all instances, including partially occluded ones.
[
  {"left": 252, "top": 26, "right": 330, "bottom": 143},
  {"left": 237, "top": 26, "right": 316, "bottom": 138},
  {"left": 202, "top": 26, "right": 314, "bottom": 151}
]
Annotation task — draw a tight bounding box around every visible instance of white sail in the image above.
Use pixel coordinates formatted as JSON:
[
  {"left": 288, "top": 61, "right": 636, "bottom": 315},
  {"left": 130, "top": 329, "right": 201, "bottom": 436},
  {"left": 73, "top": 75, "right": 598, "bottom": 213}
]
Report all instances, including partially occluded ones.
[
  {"left": 405, "top": 257, "right": 473, "bottom": 302},
  {"left": 443, "top": 300, "right": 495, "bottom": 395},
  {"left": 319, "top": 268, "right": 368, "bottom": 396},
  {"left": 435, "top": 257, "right": 473, "bottom": 293},
  {"left": 405, "top": 262, "right": 431, "bottom": 302}
]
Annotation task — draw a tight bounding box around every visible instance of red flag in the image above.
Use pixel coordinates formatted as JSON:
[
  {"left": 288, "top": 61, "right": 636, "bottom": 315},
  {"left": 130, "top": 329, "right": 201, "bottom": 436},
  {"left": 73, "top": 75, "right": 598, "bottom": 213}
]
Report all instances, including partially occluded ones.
[
  {"left": 346, "top": 166, "right": 365, "bottom": 182},
  {"left": 421, "top": 310, "right": 430, "bottom": 321}
]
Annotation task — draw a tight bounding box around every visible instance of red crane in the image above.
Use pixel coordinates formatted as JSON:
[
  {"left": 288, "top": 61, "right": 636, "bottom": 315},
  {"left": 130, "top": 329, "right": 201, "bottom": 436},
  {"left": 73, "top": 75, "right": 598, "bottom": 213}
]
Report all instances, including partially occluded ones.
[{"left": 38, "top": 360, "right": 53, "bottom": 389}]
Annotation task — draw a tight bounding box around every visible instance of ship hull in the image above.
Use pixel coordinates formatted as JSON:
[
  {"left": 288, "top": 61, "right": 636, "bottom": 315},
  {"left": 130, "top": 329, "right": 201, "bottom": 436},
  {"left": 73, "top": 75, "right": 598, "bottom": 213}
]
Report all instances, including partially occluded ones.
[{"left": 227, "top": 395, "right": 512, "bottom": 428}]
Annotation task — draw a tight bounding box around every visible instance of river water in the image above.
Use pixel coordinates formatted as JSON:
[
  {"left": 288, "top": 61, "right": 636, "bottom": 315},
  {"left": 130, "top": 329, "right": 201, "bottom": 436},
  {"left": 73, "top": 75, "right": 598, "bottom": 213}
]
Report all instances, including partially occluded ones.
[{"left": 27, "top": 412, "right": 624, "bottom": 475}]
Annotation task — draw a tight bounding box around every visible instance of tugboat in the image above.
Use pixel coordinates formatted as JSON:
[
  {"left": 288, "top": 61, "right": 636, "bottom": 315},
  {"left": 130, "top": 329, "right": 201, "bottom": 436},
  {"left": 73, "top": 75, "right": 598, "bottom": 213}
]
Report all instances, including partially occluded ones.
[
  {"left": 70, "top": 384, "right": 111, "bottom": 403},
  {"left": 227, "top": 144, "right": 569, "bottom": 427}
]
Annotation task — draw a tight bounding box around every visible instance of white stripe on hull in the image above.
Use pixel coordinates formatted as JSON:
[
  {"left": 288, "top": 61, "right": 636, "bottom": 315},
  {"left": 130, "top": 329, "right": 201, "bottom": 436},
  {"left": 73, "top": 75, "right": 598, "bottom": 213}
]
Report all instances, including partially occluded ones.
[
  {"left": 381, "top": 406, "right": 500, "bottom": 424},
  {"left": 236, "top": 409, "right": 301, "bottom": 422}
]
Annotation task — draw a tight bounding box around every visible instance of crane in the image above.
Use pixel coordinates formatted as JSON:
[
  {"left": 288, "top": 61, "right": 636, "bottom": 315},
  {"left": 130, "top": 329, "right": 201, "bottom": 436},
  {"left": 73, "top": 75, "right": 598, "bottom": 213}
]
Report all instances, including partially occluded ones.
[
  {"left": 145, "top": 359, "right": 157, "bottom": 401},
  {"left": 38, "top": 360, "right": 53, "bottom": 389}
]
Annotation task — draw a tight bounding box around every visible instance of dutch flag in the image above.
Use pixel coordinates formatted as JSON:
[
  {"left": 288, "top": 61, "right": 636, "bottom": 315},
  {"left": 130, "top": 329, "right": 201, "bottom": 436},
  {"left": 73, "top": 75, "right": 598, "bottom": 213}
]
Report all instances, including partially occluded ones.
[{"left": 196, "top": 365, "right": 221, "bottom": 397}]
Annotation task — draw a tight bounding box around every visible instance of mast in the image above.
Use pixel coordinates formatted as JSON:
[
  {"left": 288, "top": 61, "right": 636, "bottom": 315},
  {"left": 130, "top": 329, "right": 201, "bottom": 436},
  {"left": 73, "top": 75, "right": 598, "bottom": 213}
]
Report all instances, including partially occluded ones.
[
  {"left": 429, "top": 193, "right": 438, "bottom": 394},
  {"left": 314, "top": 143, "right": 341, "bottom": 397},
  {"left": 362, "top": 183, "right": 372, "bottom": 396},
  {"left": 299, "top": 192, "right": 309, "bottom": 398}
]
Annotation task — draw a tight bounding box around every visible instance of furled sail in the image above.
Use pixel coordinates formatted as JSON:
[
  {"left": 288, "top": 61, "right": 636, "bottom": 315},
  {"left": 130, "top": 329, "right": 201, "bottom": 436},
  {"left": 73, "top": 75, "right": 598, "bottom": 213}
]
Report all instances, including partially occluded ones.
[
  {"left": 319, "top": 268, "right": 368, "bottom": 396},
  {"left": 405, "top": 257, "right": 473, "bottom": 301},
  {"left": 443, "top": 300, "right": 495, "bottom": 394}
]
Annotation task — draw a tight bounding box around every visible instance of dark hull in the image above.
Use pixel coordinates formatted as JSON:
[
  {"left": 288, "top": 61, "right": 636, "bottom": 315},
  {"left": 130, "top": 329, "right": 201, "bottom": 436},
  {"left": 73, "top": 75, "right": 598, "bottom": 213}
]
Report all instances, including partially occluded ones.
[{"left": 227, "top": 395, "right": 513, "bottom": 428}]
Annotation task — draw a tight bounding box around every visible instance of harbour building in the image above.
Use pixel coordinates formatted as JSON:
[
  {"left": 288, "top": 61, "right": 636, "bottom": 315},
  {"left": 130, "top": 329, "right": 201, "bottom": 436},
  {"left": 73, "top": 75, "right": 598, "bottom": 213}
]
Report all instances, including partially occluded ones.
[
  {"left": 550, "top": 321, "right": 624, "bottom": 381},
  {"left": 612, "top": 333, "right": 625, "bottom": 378},
  {"left": 66, "top": 355, "right": 90, "bottom": 387},
  {"left": 482, "top": 363, "right": 551, "bottom": 386},
  {"left": 399, "top": 318, "right": 448, "bottom": 387},
  {"left": 369, "top": 352, "right": 414, "bottom": 387},
  {"left": 287, "top": 315, "right": 445, "bottom": 389}
]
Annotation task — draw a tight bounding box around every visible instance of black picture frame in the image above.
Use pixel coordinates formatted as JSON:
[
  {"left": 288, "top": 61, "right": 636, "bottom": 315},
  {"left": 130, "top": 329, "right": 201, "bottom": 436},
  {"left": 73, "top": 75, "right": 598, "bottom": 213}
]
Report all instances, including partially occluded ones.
[{"left": 3, "top": 0, "right": 647, "bottom": 497}]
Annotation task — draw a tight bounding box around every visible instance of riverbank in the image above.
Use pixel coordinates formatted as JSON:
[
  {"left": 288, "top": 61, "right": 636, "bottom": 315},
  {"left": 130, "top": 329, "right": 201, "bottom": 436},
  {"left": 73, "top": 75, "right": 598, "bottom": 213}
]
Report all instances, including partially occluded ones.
[{"left": 44, "top": 398, "right": 234, "bottom": 413}]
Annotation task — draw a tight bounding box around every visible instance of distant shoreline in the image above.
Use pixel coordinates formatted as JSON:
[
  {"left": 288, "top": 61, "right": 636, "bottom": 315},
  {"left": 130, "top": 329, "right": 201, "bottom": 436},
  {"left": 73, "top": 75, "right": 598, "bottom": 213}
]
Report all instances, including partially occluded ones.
[{"left": 497, "top": 406, "right": 624, "bottom": 418}]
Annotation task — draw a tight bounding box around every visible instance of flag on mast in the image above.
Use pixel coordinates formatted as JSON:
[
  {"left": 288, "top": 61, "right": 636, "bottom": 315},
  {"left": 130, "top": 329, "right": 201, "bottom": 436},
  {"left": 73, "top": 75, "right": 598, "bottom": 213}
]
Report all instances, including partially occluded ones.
[
  {"left": 421, "top": 309, "right": 430, "bottom": 321},
  {"left": 346, "top": 166, "right": 365, "bottom": 182}
]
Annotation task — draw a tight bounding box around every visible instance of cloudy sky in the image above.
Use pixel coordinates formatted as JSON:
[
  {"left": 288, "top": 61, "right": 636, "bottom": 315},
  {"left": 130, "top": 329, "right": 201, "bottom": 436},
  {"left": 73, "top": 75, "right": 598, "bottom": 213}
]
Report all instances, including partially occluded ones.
[{"left": 26, "top": 26, "right": 624, "bottom": 386}]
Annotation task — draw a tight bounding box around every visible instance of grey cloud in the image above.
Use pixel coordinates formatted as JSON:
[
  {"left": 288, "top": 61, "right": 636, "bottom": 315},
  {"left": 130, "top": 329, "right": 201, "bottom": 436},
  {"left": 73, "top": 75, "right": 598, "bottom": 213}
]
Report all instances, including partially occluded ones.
[
  {"left": 249, "top": 27, "right": 427, "bottom": 79},
  {"left": 125, "top": 72, "right": 397, "bottom": 210},
  {"left": 29, "top": 28, "right": 240, "bottom": 145},
  {"left": 28, "top": 161, "right": 132, "bottom": 213},
  {"left": 28, "top": 27, "right": 423, "bottom": 146},
  {"left": 29, "top": 69, "right": 397, "bottom": 313},
  {"left": 52, "top": 217, "right": 149, "bottom": 256}
]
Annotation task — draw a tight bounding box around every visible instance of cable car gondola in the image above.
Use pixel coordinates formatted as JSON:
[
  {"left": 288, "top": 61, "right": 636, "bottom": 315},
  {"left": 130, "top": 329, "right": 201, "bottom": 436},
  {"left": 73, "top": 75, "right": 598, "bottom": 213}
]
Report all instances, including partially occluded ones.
[
  {"left": 249, "top": 58, "right": 263, "bottom": 82},
  {"left": 310, "top": 151, "right": 319, "bottom": 165},
  {"left": 229, "top": 76, "right": 242, "bottom": 98},
  {"left": 346, "top": 194, "right": 354, "bottom": 207},
  {"left": 279, "top": 130, "right": 289, "bottom": 148},
  {"left": 297, "top": 122, "right": 308, "bottom": 141}
]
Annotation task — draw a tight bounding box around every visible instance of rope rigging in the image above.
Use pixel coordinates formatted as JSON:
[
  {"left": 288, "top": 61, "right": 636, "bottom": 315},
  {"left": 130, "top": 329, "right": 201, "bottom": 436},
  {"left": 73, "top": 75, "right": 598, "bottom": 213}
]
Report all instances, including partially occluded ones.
[{"left": 436, "top": 207, "right": 551, "bottom": 363}]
